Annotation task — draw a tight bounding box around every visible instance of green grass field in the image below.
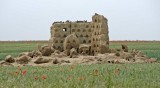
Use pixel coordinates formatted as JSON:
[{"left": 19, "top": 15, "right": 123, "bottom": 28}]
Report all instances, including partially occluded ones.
[{"left": 0, "top": 41, "right": 160, "bottom": 88}]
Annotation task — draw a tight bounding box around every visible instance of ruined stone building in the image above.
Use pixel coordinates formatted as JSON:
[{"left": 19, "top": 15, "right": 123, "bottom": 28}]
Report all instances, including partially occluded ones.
[{"left": 49, "top": 13, "right": 109, "bottom": 55}]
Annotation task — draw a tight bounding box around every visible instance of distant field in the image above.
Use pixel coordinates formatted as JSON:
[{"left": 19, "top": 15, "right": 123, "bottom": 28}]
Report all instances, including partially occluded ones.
[
  {"left": 0, "top": 41, "right": 47, "bottom": 60},
  {"left": 0, "top": 41, "right": 160, "bottom": 60}
]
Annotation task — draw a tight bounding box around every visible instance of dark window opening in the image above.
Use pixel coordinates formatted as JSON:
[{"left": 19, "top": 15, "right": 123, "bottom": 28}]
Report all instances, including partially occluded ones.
[
  {"left": 93, "top": 38, "right": 95, "bottom": 41},
  {"left": 95, "top": 19, "right": 97, "bottom": 22},
  {"left": 62, "top": 28, "right": 67, "bottom": 32},
  {"left": 78, "top": 29, "right": 80, "bottom": 32},
  {"left": 60, "top": 40, "right": 63, "bottom": 43},
  {"left": 89, "top": 40, "right": 91, "bottom": 43},
  {"left": 83, "top": 40, "right": 86, "bottom": 43},
  {"left": 80, "top": 35, "right": 83, "bottom": 37},
  {"left": 86, "top": 35, "right": 89, "bottom": 37},
  {"left": 72, "top": 29, "right": 75, "bottom": 32}
]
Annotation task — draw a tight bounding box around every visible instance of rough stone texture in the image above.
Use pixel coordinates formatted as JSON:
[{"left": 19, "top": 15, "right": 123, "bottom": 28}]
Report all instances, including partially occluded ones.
[
  {"left": 49, "top": 13, "right": 109, "bottom": 56},
  {"left": 34, "top": 57, "right": 51, "bottom": 64},
  {"left": 70, "top": 48, "right": 78, "bottom": 58},
  {"left": 39, "top": 45, "right": 52, "bottom": 56},
  {"left": 19, "top": 52, "right": 34, "bottom": 58},
  {"left": 53, "top": 58, "right": 60, "bottom": 64},
  {"left": 79, "top": 44, "right": 91, "bottom": 55},
  {"left": 63, "top": 33, "right": 80, "bottom": 56},
  {"left": 147, "top": 58, "right": 157, "bottom": 63},
  {"left": 16, "top": 55, "right": 31, "bottom": 64},
  {"left": 5, "top": 55, "right": 15, "bottom": 63},
  {"left": 121, "top": 44, "right": 128, "bottom": 52},
  {"left": 0, "top": 61, "right": 13, "bottom": 66}
]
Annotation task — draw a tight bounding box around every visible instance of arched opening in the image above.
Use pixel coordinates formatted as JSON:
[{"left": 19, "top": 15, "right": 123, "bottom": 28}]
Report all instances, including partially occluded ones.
[
  {"left": 92, "top": 51, "right": 94, "bottom": 55},
  {"left": 62, "top": 28, "right": 67, "bottom": 32},
  {"left": 95, "top": 32, "right": 96, "bottom": 35},
  {"left": 88, "top": 29, "right": 91, "bottom": 32},
  {"left": 72, "top": 29, "right": 75, "bottom": 32},
  {"left": 88, "top": 40, "right": 91, "bottom": 43},
  {"left": 96, "top": 38, "right": 98, "bottom": 41},
  {"left": 60, "top": 40, "right": 63, "bottom": 43},
  {"left": 86, "top": 35, "right": 89, "bottom": 37},
  {"left": 95, "top": 19, "right": 97, "bottom": 22},
  {"left": 94, "top": 44, "right": 96, "bottom": 47},
  {"left": 93, "top": 38, "right": 95, "bottom": 41},
  {"left": 83, "top": 40, "right": 86, "bottom": 43},
  {"left": 80, "top": 35, "right": 83, "bottom": 37},
  {"left": 78, "top": 29, "right": 80, "bottom": 32}
]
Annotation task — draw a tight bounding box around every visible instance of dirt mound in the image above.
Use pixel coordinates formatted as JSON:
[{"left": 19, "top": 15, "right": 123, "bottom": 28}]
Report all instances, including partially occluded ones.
[
  {"left": 70, "top": 48, "right": 78, "bottom": 58},
  {"left": 5, "top": 55, "right": 15, "bottom": 63},
  {"left": 63, "top": 33, "right": 80, "bottom": 56},
  {"left": 34, "top": 57, "right": 52, "bottom": 64},
  {"left": 39, "top": 45, "right": 53, "bottom": 56},
  {"left": 0, "top": 44, "right": 157, "bottom": 66},
  {"left": 121, "top": 44, "right": 128, "bottom": 52},
  {"left": 16, "top": 55, "right": 31, "bottom": 64}
]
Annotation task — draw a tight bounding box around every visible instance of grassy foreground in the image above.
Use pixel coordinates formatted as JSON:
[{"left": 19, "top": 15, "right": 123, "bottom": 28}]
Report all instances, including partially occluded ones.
[
  {"left": 0, "top": 64, "right": 160, "bottom": 88},
  {"left": 0, "top": 41, "right": 160, "bottom": 88}
]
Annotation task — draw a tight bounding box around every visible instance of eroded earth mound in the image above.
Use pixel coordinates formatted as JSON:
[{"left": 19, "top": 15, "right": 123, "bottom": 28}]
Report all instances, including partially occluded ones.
[{"left": 0, "top": 44, "right": 157, "bottom": 67}]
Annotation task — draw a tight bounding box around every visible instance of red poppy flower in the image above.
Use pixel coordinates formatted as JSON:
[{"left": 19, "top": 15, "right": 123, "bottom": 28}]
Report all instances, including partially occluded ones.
[
  {"left": 21, "top": 70, "right": 27, "bottom": 76},
  {"left": 42, "top": 75, "right": 47, "bottom": 79},
  {"left": 95, "top": 69, "right": 98, "bottom": 73}
]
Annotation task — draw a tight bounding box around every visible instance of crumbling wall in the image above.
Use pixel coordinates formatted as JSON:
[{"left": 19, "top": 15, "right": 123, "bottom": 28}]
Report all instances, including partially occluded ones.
[
  {"left": 49, "top": 13, "right": 109, "bottom": 55},
  {"left": 70, "top": 22, "right": 93, "bottom": 44},
  {"left": 91, "top": 13, "right": 109, "bottom": 55},
  {"left": 63, "top": 33, "right": 80, "bottom": 55},
  {"left": 49, "top": 22, "right": 71, "bottom": 51}
]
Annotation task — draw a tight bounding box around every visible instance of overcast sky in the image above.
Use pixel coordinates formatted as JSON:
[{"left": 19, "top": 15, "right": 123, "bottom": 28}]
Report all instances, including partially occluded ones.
[{"left": 0, "top": 0, "right": 160, "bottom": 40}]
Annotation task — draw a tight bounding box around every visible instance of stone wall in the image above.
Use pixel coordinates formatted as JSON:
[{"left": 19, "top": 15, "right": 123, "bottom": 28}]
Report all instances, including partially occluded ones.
[{"left": 49, "top": 13, "right": 109, "bottom": 55}]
